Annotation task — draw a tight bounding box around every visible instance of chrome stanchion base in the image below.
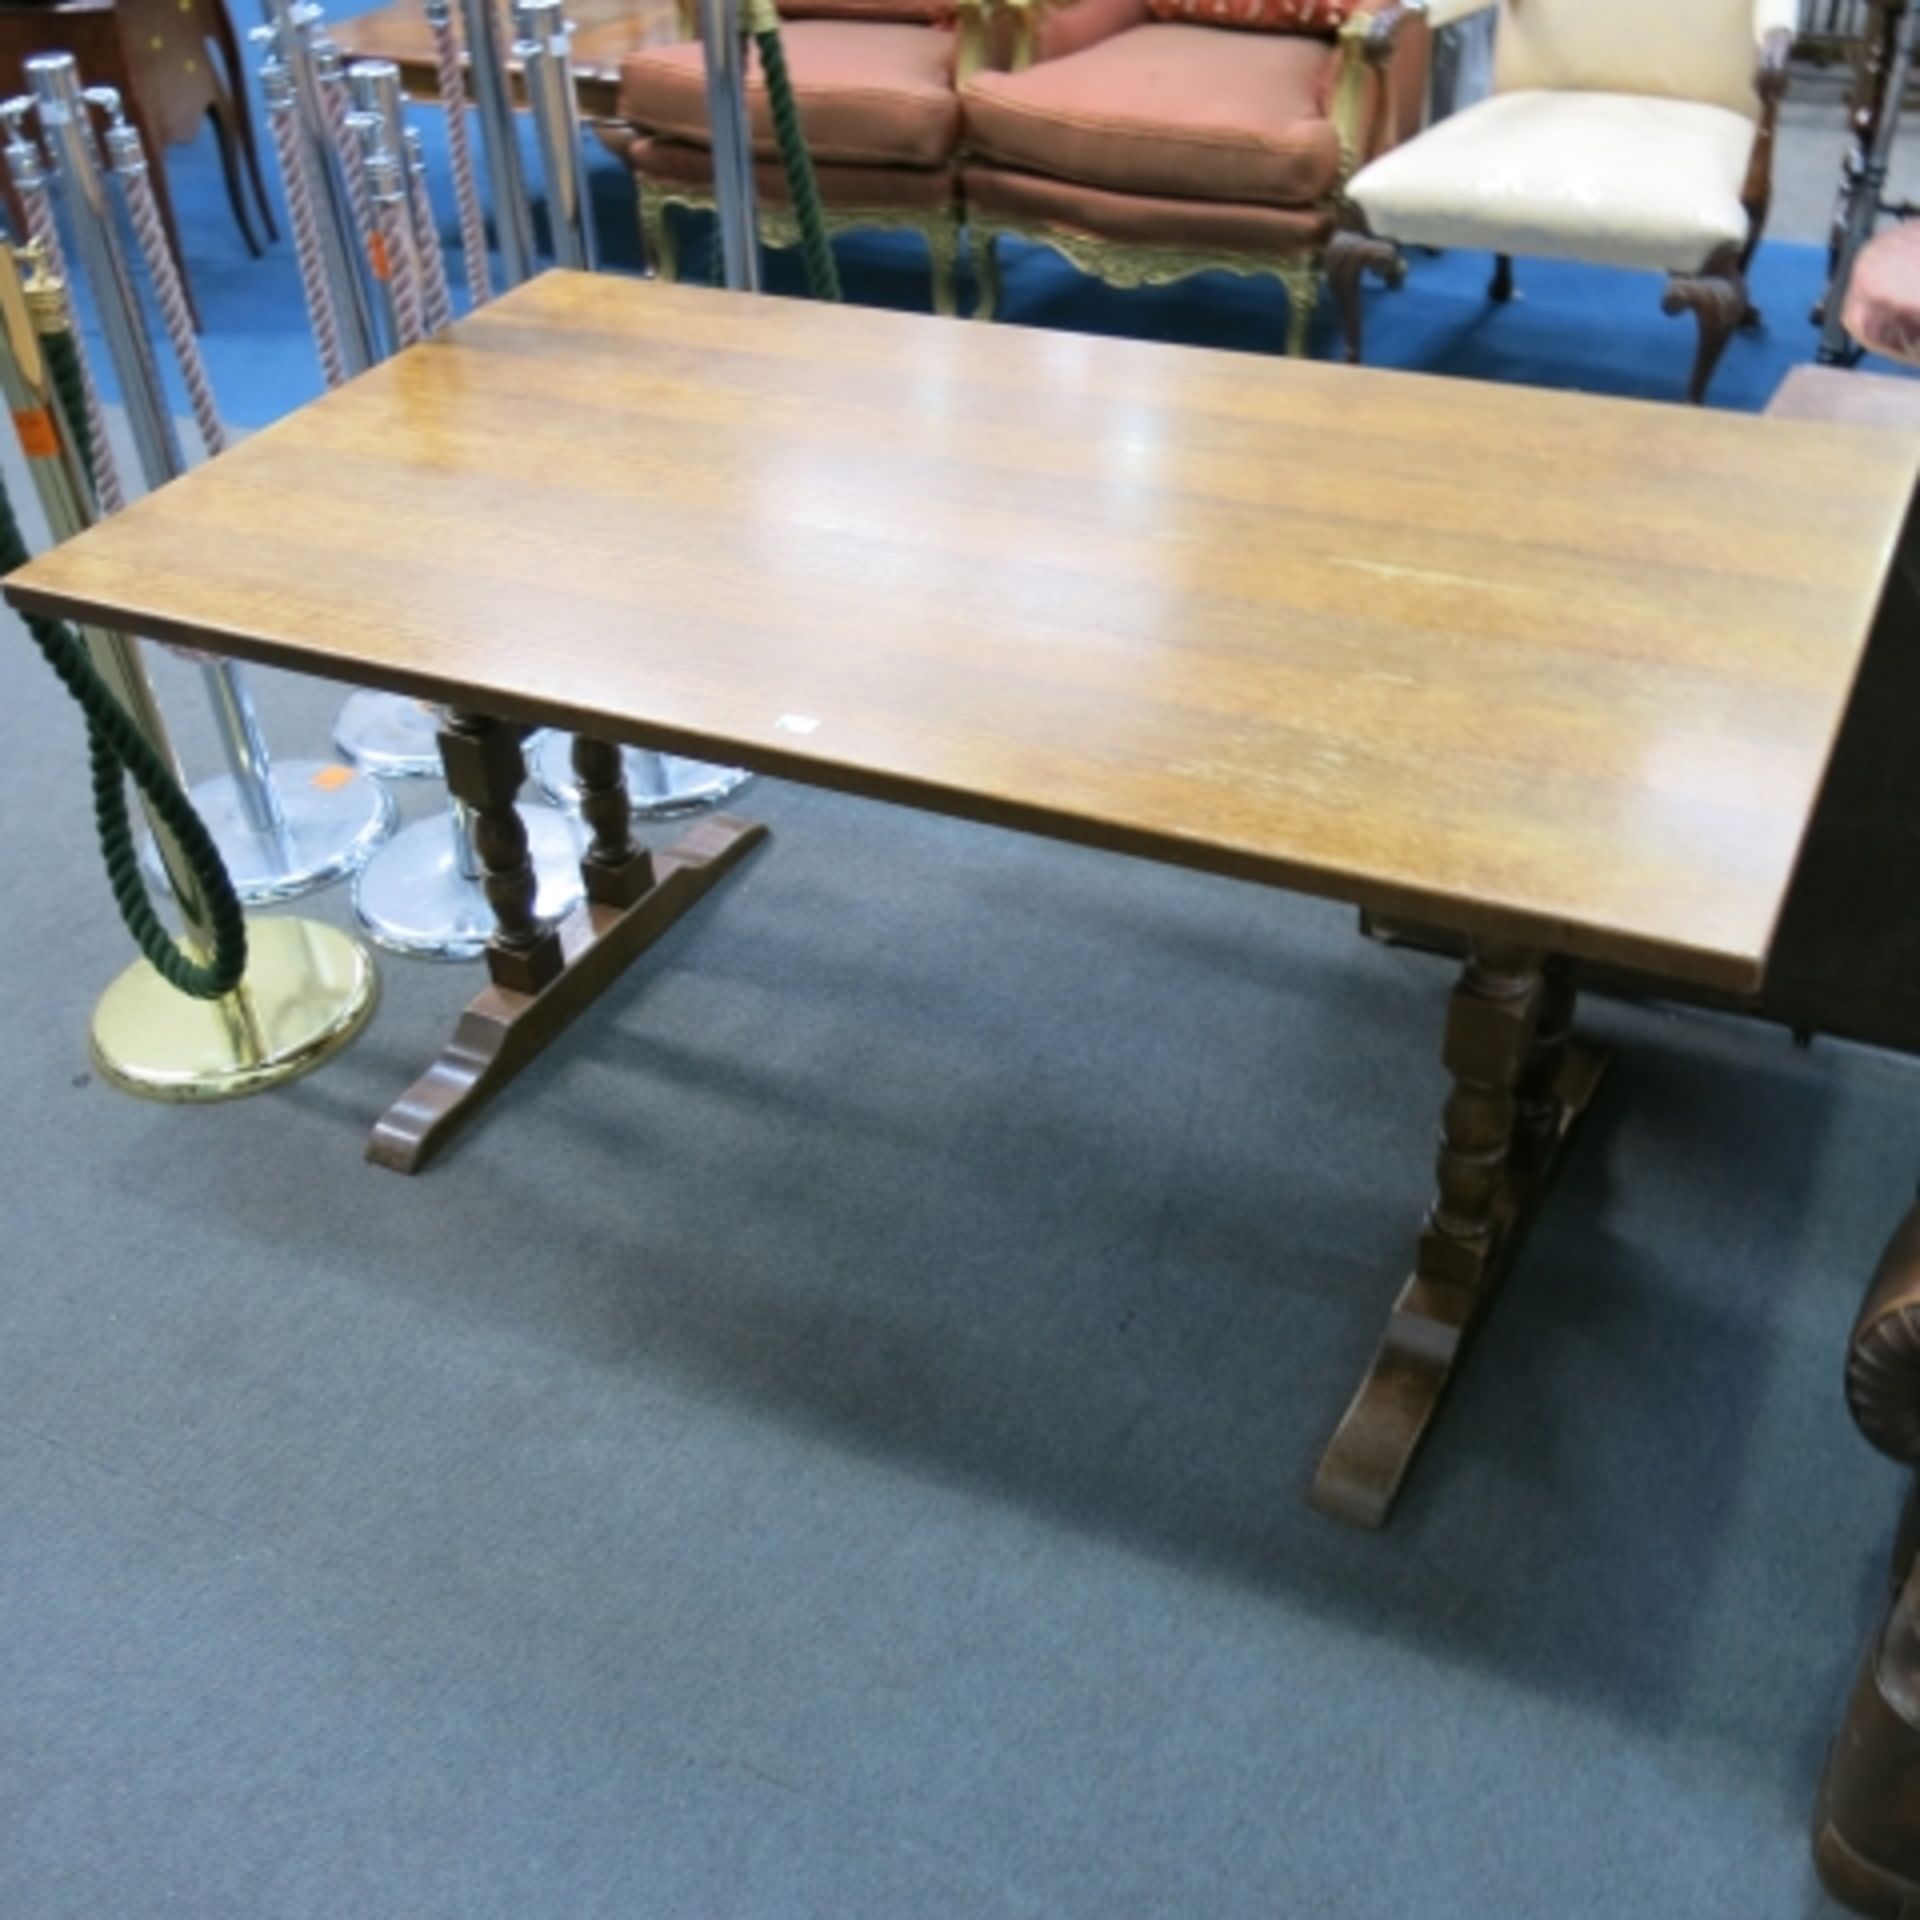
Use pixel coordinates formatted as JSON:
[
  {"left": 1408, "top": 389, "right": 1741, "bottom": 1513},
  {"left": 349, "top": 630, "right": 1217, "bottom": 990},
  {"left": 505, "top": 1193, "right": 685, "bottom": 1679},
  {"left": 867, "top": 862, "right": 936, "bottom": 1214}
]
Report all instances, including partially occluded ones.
[
  {"left": 531, "top": 732, "right": 751, "bottom": 820},
  {"left": 352, "top": 803, "right": 586, "bottom": 961},
  {"left": 144, "top": 762, "right": 399, "bottom": 904},
  {"left": 90, "top": 916, "right": 379, "bottom": 1102},
  {"left": 334, "top": 690, "right": 447, "bottom": 778}
]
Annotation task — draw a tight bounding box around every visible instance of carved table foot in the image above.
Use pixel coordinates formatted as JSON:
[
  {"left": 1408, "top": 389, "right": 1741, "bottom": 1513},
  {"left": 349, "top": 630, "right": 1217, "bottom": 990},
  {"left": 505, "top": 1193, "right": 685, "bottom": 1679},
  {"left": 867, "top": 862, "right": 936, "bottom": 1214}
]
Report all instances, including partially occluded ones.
[
  {"left": 367, "top": 806, "right": 768, "bottom": 1174},
  {"left": 1310, "top": 949, "right": 1610, "bottom": 1528}
]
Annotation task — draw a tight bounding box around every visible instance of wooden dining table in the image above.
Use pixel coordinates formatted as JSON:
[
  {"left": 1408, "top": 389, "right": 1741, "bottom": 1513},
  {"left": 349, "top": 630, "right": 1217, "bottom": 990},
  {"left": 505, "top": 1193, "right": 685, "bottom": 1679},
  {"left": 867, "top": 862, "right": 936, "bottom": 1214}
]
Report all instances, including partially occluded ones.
[{"left": 10, "top": 272, "right": 1916, "bottom": 1528}]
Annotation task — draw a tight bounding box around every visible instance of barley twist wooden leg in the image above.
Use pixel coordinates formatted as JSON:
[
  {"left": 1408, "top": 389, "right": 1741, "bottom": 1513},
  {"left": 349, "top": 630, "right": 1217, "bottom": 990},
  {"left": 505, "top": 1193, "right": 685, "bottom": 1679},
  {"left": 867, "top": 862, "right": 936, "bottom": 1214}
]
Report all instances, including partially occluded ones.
[
  {"left": 571, "top": 735, "right": 656, "bottom": 908},
  {"left": 438, "top": 710, "right": 565, "bottom": 996},
  {"left": 1311, "top": 943, "right": 1607, "bottom": 1527}
]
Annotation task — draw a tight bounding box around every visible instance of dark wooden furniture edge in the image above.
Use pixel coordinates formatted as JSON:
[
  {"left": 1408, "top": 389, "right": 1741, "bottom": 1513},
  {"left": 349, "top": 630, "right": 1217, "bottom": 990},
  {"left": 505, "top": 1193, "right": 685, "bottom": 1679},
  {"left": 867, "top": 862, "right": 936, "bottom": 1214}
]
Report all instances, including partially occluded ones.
[{"left": 1814, "top": 1203, "right": 1920, "bottom": 1917}]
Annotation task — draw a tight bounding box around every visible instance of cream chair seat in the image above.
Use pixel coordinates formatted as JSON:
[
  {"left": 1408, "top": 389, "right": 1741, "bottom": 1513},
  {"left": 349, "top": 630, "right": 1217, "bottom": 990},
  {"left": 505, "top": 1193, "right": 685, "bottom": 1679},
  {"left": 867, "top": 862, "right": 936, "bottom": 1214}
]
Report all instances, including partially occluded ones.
[
  {"left": 1350, "top": 90, "right": 1756, "bottom": 274},
  {"left": 1329, "top": 0, "right": 1795, "bottom": 402}
]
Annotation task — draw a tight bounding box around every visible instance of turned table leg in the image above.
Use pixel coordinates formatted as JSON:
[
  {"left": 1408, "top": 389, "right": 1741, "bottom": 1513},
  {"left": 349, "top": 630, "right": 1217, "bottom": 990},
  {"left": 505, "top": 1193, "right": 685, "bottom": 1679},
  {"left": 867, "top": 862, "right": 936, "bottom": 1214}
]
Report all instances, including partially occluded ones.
[
  {"left": 366, "top": 715, "right": 768, "bottom": 1175},
  {"left": 439, "top": 709, "right": 566, "bottom": 995},
  {"left": 1311, "top": 943, "right": 1608, "bottom": 1527}
]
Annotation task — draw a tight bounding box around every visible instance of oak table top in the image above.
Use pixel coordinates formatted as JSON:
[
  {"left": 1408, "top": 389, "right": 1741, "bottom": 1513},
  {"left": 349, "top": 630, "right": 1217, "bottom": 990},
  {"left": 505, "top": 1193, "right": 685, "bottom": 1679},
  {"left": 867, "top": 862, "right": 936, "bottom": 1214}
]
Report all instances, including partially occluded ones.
[
  {"left": 328, "top": 0, "right": 678, "bottom": 119},
  {"left": 10, "top": 271, "right": 1917, "bottom": 995}
]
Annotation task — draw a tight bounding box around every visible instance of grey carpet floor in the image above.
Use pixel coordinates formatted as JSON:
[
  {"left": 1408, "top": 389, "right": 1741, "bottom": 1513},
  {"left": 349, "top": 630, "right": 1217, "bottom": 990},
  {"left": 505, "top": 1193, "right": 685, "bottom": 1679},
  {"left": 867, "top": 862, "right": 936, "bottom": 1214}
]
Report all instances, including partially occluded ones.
[{"left": 3, "top": 423, "right": 1918, "bottom": 1917}]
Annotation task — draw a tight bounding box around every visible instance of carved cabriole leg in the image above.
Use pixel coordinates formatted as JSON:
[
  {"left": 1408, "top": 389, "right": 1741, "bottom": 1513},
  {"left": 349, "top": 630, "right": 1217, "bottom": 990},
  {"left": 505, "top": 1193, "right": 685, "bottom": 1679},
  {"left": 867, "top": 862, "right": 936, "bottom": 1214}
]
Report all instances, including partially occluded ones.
[
  {"left": 1663, "top": 245, "right": 1748, "bottom": 406},
  {"left": 1279, "top": 258, "right": 1321, "bottom": 358},
  {"left": 1488, "top": 252, "right": 1514, "bottom": 303},
  {"left": 927, "top": 212, "right": 960, "bottom": 318},
  {"left": 439, "top": 710, "right": 566, "bottom": 996},
  {"left": 974, "top": 227, "right": 1001, "bottom": 321},
  {"left": 638, "top": 180, "right": 678, "bottom": 284},
  {"left": 1326, "top": 226, "right": 1403, "bottom": 364},
  {"left": 1311, "top": 942, "right": 1609, "bottom": 1527},
  {"left": 571, "top": 734, "right": 656, "bottom": 907}
]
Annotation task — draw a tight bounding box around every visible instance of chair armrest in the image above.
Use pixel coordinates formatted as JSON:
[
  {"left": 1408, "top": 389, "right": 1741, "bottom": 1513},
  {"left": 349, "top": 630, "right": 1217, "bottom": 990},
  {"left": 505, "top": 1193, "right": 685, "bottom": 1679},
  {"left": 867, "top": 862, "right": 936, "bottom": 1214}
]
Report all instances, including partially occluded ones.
[
  {"left": 1329, "top": 0, "right": 1427, "bottom": 177},
  {"left": 990, "top": 0, "right": 1149, "bottom": 71},
  {"left": 1847, "top": 1202, "right": 1920, "bottom": 1466}
]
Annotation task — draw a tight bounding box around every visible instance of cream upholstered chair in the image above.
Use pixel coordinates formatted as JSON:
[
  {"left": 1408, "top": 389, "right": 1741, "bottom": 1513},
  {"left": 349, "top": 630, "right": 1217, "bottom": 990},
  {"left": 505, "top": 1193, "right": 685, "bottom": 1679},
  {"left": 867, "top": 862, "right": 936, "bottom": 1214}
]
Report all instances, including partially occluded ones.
[{"left": 1331, "top": 0, "right": 1795, "bottom": 402}]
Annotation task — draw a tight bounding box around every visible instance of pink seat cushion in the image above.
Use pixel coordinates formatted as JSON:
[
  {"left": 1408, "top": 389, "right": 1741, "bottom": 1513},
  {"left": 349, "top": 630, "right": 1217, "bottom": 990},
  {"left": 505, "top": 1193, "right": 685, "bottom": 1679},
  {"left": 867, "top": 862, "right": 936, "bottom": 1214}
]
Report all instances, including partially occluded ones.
[
  {"left": 621, "top": 21, "right": 959, "bottom": 169},
  {"left": 632, "top": 135, "right": 957, "bottom": 209},
  {"left": 961, "top": 23, "right": 1340, "bottom": 207},
  {"left": 1844, "top": 223, "right": 1920, "bottom": 367}
]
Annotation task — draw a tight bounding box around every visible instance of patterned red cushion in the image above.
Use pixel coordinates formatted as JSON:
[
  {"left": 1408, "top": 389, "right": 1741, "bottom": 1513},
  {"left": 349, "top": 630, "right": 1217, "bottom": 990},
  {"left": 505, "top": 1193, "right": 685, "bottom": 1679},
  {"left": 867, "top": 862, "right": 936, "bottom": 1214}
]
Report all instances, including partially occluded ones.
[{"left": 1144, "top": 0, "right": 1353, "bottom": 29}]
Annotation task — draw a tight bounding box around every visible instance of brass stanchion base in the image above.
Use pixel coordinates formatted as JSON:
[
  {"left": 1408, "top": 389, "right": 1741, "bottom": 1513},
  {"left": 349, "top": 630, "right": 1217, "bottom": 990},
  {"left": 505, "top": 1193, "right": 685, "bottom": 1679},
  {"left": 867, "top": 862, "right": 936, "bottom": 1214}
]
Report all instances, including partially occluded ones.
[{"left": 90, "top": 917, "right": 378, "bottom": 1102}]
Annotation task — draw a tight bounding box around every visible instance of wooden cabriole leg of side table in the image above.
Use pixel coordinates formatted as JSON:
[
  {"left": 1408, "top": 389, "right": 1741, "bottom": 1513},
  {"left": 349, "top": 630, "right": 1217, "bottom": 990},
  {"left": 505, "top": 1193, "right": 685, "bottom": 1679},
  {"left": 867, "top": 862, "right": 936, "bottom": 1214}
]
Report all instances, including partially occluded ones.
[
  {"left": 1310, "top": 947, "right": 1609, "bottom": 1528},
  {"left": 366, "top": 713, "right": 768, "bottom": 1175}
]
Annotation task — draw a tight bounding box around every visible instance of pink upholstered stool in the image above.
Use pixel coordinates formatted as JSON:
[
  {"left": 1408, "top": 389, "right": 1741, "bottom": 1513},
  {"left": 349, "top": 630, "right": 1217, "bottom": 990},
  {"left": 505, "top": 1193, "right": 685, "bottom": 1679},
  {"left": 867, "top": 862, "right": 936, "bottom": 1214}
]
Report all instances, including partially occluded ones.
[{"left": 1843, "top": 221, "right": 1920, "bottom": 365}]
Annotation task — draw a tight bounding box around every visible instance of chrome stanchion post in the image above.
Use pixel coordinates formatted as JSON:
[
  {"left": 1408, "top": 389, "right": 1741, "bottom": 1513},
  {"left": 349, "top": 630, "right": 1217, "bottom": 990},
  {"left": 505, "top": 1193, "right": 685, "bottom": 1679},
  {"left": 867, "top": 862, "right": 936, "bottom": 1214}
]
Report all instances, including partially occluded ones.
[
  {"left": 458, "top": 0, "right": 535, "bottom": 285},
  {"left": 259, "top": 0, "right": 375, "bottom": 372},
  {"left": 0, "top": 243, "right": 378, "bottom": 1099},
  {"left": 698, "top": 0, "right": 760, "bottom": 292},
  {"left": 514, "top": 0, "right": 595, "bottom": 271},
  {"left": 336, "top": 62, "right": 583, "bottom": 959},
  {"left": 425, "top": 0, "right": 493, "bottom": 309},
  {"left": 26, "top": 54, "right": 396, "bottom": 901},
  {"left": 535, "top": 0, "right": 752, "bottom": 818}
]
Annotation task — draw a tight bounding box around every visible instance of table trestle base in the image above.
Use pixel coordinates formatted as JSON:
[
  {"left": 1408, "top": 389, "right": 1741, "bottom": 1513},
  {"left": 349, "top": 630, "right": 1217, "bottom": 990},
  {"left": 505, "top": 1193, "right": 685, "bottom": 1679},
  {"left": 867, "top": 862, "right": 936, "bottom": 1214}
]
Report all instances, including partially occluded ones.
[
  {"left": 367, "top": 811, "right": 767, "bottom": 1173},
  {"left": 1311, "top": 948, "right": 1610, "bottom": 1528}
]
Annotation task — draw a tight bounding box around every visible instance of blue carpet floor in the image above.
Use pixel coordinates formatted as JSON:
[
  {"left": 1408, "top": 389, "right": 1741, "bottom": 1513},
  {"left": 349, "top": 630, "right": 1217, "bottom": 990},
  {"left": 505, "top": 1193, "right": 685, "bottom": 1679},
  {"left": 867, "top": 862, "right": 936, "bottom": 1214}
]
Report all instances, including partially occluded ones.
[
  {"left": 112, "top": 72, "right": 1869, "bottom": 427},
  {"left": 6, "top": 53, "right": 1919, "bottom": 1920}
]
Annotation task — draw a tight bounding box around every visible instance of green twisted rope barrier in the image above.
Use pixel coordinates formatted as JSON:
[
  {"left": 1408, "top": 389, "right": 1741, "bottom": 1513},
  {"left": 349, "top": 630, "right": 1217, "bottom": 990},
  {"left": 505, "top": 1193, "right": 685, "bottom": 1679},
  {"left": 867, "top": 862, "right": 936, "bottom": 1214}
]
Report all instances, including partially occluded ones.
[
  {"left": 706, "top": 0, "right": 842, "bottom": 303},
  {"left": 6, "top": 328, "right": 248, "bottom": 1000}
]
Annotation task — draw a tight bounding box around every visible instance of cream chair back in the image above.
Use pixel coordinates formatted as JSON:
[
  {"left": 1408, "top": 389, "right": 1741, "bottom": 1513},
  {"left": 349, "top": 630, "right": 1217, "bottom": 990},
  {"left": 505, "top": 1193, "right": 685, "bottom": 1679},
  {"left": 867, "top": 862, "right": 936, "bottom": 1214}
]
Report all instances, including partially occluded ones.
[{"left": 1492, "top": 0, "right": 1767, "bottom": 119}]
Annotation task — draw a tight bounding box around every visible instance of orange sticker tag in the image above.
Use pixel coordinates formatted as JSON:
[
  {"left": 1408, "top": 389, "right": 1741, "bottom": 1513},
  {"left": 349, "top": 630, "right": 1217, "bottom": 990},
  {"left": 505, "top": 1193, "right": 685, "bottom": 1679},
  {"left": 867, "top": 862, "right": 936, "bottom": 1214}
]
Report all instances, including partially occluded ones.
[
  {"left": 367, "top": 231, "right": 391, "bottom": 282},
  {"left": 311, "top": 765, "right": 358, "bottom": 791},
  {"left": 12, "top": 407, "right": 58, "bottom": 459}
]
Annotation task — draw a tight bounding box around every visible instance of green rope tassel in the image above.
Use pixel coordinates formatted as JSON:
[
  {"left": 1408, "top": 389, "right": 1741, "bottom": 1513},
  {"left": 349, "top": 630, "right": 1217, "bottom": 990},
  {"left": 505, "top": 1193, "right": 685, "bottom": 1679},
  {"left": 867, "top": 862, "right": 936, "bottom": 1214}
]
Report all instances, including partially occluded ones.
[{"left": 2, "top": 349, "right": 248, "bottom": 1000}]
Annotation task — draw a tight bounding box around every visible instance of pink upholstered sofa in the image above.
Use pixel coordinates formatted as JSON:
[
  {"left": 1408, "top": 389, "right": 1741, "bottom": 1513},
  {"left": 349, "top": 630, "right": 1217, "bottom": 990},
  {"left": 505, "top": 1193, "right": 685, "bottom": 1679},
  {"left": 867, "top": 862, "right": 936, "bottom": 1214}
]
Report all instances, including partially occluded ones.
[
  {"left": 958, "top": 0, "right": 1429, "bottom": 349},
  {"left": 620, "top": 0, "right": 987, "bottom": 312}
]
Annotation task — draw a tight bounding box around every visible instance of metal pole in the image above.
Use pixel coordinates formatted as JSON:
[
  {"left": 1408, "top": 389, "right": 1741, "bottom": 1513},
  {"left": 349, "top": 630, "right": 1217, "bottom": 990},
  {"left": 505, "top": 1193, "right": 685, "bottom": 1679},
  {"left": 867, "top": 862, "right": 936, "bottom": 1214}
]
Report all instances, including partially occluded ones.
[
  {"left": 347, "top": 108, "right": 407, "bottom": 355},
  {"left": 28, "top": 60, "right": 395, "bottom": 897},
  {"left": 1822, "top": 0, "right": 1920, "bottom": 362},
  {"left": 34, "top": 61, "right": 294, "bottom": 848},
  {"left": 0, "top": 246, "right": 214, "bottom": 945},
  {"left": 0, "top": 242, "right": 378, "bottom": 1098},
  {"left": 459, "top": 0, "right": 535, "bottom": 284},
  {"left": 258, "top": 0, "right": 375, "bottom": 372},
  {"left": 514, "top": 0, "right": 596, "bottom": 271},
  {"left": 26, "top": 56, "right": 182, "bottom": 485},
  {"left": 697, "top": 0, "right": 760, "bottom": 291}
]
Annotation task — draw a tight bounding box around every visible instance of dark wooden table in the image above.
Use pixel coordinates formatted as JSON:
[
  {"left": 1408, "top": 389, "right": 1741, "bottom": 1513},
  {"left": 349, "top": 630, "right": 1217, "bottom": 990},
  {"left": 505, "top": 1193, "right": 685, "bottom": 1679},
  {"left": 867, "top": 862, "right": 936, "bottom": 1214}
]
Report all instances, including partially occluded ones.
[
  {"left": 12, "top": 272, "right": 1917, "bottom": 1527},
  {"left": 329, "top": 0, "right": 679, "bottom": 121}
]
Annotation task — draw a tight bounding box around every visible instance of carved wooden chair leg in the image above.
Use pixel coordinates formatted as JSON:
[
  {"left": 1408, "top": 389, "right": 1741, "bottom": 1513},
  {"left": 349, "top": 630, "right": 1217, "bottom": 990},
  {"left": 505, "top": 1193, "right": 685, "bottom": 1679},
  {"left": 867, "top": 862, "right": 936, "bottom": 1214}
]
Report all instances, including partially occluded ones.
[
  {"left": 1325, "top": 227, "right": 1403, "bottom": 364},
  {"left": 928, "top": 213, "right": 960, "bottom": 318},
  {"left": 1663, "top": 245, "right": 1748, "bottom": 405},
  {"left": 1814, "top": 1204, "right": 1920, "bottom": 1917},
  {"left": 1488, "top": 252, "right": 1514, "bottom": 303},
  {"left": 368, "top": 713, "right": 769, "bottom": 1176},
  {"left": 638, "top": 182, "right": 678, "bottom": 284},
  {"left": 974, "top": 228, "right": 1001, "bottom": 321},
  {"left": 1311, "top": 943, "right": 1608, "bottom": 1527},
  {"left": 1280, "top": 259, "right": 1321, "bottom": 358}
]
